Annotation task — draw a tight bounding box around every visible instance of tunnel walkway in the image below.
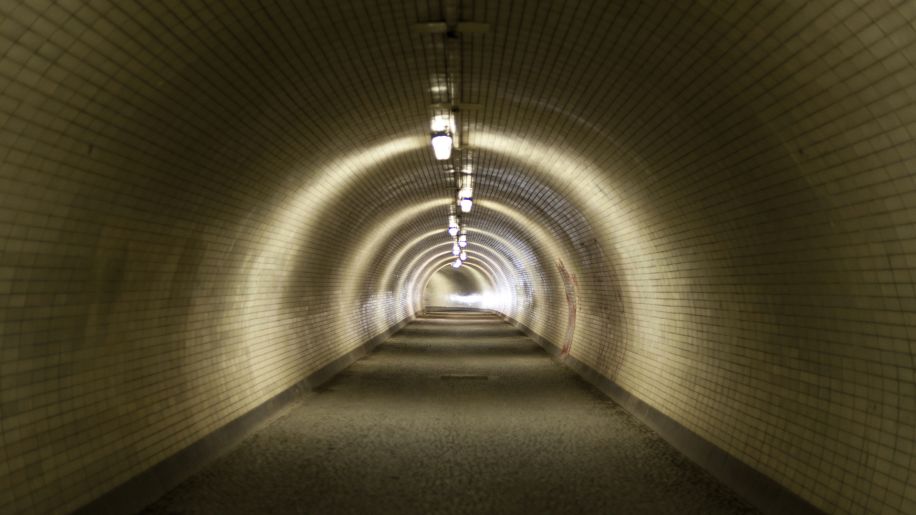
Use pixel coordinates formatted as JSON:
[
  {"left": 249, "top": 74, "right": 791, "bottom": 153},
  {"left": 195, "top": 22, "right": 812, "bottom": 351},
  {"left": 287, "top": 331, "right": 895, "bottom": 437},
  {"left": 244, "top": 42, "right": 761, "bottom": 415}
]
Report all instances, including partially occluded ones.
[{"left": 142, "top": 311, "right": 757, "bottom": 514}]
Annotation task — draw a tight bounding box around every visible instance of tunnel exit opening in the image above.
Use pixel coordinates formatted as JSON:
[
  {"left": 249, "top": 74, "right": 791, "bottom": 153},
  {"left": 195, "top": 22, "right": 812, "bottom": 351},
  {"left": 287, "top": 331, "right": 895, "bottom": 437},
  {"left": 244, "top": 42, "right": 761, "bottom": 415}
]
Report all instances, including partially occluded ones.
[{"left": 422, "top": 266, "right": 492, "bottom": 310}]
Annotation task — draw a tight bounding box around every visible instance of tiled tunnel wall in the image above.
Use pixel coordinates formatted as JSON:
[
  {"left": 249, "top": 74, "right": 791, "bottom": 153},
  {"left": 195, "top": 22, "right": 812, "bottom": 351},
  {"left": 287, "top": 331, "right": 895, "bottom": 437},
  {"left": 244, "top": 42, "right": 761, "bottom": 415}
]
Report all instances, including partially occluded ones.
[{"left": 1, "top": 1, "right": 916, "bottom": 514}]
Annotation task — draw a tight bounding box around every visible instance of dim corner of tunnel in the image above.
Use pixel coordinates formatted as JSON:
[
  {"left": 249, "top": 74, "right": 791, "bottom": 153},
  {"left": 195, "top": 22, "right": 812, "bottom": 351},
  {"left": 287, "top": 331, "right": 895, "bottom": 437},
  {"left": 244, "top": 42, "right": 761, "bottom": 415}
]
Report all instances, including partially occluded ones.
[{"left": 1, "top": 1, "right": 916, "bottom": 514}]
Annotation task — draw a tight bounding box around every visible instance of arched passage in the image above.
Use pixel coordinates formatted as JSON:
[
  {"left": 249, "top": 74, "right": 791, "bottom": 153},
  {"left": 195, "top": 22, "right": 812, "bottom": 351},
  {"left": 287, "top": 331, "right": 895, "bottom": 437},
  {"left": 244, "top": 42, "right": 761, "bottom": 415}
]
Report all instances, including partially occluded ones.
[{"left": 0, "top": 2, "right": 914, "bottom": 514}]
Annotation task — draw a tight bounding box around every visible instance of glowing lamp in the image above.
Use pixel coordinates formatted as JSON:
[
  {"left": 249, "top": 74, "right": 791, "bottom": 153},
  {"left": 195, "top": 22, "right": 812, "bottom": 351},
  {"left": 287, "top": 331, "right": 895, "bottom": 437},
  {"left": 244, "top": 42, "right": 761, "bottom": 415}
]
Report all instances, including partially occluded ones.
[
  {"left": 452, "top": 258, "right": 462, "bottom": 268},
  {"left": 452, "top": 243, "right": 460, "bottom": 256},
  {"left": 459, "top": 250, "right": 467, "bottom": 261},
  {"left": 457, "top": 175, "right": 473, "bottom": 212},
  {"left": 431, "top": 132, "right": 453, "bottom": 160},
  {"left": 458, "top": 234, "right": 467, "bottom": 248}
]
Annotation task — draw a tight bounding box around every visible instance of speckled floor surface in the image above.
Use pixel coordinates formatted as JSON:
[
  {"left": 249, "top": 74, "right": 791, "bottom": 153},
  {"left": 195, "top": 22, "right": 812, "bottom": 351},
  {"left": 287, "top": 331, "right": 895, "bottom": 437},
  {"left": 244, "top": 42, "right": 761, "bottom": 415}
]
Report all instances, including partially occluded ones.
[{"left": 142, "top": 311, "right": 759, "bottom": 514}]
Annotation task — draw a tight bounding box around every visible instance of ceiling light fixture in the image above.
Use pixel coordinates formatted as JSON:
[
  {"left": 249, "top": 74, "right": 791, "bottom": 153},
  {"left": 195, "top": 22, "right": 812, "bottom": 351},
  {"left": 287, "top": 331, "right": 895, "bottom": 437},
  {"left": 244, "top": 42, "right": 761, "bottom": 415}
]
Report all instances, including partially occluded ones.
[
  {"left": 457, "top": 174, "right": 473, "bottom": 213},
  {"left": 431, "top": 132, "right": 453, "bottom": 160}
]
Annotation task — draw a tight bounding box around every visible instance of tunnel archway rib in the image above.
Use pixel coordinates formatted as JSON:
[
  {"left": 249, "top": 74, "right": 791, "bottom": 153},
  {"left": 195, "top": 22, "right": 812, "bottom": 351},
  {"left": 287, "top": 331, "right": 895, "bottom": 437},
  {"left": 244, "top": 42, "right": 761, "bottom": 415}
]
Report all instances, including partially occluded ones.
[
  {"left": 390, "top": 214, "right": 573, "bottom": 322},
  {"left": 351, "top": 195, "right": 589, "bottom": 328},
  {"left": 366, "top": 198, "right": 587, "bottom": 332}
]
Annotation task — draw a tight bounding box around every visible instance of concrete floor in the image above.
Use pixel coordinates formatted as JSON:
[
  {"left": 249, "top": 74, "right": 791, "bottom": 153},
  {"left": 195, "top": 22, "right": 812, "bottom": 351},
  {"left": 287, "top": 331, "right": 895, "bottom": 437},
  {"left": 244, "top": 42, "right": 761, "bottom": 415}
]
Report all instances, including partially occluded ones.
[{"left": 142, "top": 311, "right": 759, "bottom": 514}]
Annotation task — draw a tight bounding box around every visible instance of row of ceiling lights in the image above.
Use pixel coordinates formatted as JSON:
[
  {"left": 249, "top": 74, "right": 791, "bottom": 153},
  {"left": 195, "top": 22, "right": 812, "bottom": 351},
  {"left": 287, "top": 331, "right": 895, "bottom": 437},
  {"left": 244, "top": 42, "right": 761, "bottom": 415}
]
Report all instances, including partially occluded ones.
[
  {"left": 419, "top": 11, "right": 488, "bottom": 270},
  {"left": 431, "top": 114, "right": 474, "bottom": 269}
]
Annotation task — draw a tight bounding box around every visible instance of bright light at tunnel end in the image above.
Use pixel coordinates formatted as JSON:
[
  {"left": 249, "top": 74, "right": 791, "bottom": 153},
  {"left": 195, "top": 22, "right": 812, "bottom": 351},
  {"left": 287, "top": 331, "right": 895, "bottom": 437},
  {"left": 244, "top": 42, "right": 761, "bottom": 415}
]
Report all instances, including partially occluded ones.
[
  {"left": 449, "top": 293, "right": 482, "bottom": 305},
  {"left": 447, "top": 292, "right": 512, "bottom": 310}
]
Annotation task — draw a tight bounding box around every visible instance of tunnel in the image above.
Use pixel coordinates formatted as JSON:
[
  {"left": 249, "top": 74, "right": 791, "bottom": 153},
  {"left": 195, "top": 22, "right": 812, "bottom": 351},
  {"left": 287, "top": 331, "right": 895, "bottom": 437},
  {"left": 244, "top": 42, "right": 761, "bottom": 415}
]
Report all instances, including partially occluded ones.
[{"left": 1, "top": 1, "right": 914, "bottom": 513}]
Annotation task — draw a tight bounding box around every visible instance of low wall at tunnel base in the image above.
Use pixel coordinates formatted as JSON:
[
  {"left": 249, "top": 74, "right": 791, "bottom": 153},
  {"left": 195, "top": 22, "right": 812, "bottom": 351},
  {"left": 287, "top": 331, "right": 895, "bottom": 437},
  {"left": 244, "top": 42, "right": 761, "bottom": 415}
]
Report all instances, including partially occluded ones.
[{"left": 494, "top": 311, "right": 823, "bottom": 515}]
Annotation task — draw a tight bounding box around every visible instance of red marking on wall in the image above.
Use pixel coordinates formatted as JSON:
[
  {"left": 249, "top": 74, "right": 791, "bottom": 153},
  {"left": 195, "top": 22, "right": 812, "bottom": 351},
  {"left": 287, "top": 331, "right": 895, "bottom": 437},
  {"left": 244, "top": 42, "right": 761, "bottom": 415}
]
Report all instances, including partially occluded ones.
[{"left": 556, "top": 259, "right": 578, "bottom": 356}]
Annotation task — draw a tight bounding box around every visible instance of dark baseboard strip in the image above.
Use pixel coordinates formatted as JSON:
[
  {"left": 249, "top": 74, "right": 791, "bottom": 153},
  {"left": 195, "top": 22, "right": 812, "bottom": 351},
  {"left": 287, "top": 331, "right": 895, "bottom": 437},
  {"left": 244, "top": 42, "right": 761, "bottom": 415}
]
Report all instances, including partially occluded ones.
[
  {"left": 497, "top": 313, "right": 823, "bottom": 515},
  {"left": 74, "top": 316, "right": 414, "bottom": 515}
]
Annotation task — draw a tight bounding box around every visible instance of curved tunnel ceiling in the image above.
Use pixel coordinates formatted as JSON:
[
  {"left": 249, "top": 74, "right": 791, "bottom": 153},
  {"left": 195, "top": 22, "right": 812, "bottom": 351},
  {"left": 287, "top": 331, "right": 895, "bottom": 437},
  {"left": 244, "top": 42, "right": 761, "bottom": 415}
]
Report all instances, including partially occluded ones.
[{"left": 1, "top": 1, "right": 915, "bottom": 514}]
